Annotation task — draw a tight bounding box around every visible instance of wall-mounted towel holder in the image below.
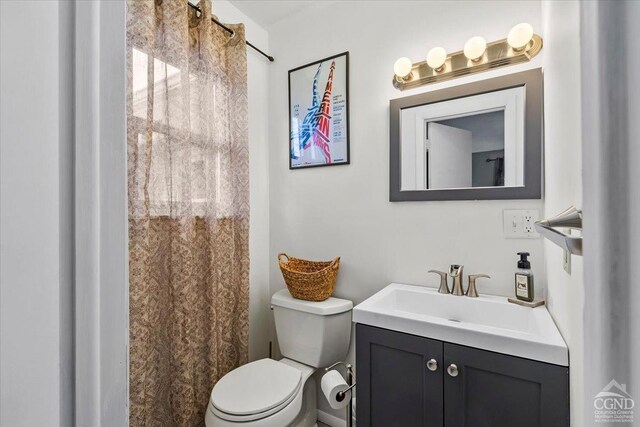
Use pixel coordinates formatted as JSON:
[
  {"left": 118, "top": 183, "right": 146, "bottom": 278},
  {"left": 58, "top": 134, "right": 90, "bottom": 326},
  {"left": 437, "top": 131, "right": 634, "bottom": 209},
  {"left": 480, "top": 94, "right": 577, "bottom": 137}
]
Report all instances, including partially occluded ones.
[{"left": 534, "top": 206, "right": 583, "bottom": 255}]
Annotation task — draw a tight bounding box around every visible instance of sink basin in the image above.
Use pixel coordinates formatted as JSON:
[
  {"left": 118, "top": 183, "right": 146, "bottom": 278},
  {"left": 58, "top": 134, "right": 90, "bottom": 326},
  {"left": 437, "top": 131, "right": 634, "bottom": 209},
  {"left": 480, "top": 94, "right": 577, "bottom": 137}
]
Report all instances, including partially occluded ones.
[{"left": 353, "top": 283, "right": 568, "bottom": 366}]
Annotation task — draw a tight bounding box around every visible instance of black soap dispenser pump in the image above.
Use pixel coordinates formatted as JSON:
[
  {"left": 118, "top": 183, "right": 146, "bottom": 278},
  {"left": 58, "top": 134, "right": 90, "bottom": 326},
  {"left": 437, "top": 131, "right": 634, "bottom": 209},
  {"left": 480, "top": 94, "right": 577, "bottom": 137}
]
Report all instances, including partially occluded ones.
[{"left": 515, "top": 252, "right": 534, "bottom": 302}]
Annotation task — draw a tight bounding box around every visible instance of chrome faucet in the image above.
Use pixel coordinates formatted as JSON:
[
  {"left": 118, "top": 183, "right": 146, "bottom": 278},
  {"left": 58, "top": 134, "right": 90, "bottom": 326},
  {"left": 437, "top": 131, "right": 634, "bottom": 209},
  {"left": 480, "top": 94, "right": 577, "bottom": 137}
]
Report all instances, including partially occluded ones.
[
  {"left": 466, "top": 274, "right": 490, "bottom": 298},
  {"left": 428, "top": 270, "right": 450, "bottom": 294},
  {"left": 449, "top": 265, "right": 464, "bottom": 296}
]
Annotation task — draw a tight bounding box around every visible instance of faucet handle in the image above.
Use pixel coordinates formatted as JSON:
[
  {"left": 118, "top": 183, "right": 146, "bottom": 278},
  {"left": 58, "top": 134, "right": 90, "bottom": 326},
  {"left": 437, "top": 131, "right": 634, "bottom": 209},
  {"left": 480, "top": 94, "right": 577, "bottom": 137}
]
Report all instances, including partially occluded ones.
[
  {"left": 428, "top": 270, "right": 450, "bottom": 294},
  {"left": 466, "top": 274, "right": 490, "bottom": 298}
]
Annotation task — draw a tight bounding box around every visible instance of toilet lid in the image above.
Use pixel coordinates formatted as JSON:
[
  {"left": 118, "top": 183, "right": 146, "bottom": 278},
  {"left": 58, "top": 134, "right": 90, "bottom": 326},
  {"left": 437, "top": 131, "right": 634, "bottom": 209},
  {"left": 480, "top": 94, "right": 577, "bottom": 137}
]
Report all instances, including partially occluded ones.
[{"left": 211, "top": 358, "right": 302, "bottom": 416}]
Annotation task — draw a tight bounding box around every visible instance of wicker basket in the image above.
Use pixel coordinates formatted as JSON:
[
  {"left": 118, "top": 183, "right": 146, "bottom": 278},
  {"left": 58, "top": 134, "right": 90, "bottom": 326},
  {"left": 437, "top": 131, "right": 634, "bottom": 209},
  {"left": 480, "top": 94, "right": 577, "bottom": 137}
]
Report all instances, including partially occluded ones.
[{"left": 278, "top": 253, "right": 340, "bottom": 301}]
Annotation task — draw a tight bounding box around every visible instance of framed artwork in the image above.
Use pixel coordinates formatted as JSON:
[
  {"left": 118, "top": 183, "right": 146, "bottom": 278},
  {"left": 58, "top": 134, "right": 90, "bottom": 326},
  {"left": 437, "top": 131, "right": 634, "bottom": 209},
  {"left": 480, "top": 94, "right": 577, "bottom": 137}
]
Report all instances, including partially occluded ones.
[{"left": 288, "top": 51, "right": 350, "bottom": 169}]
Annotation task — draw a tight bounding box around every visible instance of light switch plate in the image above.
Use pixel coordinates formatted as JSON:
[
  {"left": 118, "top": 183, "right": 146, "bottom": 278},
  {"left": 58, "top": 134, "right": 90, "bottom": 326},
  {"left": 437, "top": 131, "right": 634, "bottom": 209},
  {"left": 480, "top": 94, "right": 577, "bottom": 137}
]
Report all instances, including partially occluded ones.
[{"left": 503, "top": 209, "right": 540, "bottom": 239}]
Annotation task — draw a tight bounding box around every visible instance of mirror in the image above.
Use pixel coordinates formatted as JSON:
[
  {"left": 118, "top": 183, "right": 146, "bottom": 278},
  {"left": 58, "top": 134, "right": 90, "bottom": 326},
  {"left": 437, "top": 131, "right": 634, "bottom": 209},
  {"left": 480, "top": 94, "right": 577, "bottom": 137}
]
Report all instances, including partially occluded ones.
[{"left": 390, "top": 69, "right": 542, "bottom": 201}]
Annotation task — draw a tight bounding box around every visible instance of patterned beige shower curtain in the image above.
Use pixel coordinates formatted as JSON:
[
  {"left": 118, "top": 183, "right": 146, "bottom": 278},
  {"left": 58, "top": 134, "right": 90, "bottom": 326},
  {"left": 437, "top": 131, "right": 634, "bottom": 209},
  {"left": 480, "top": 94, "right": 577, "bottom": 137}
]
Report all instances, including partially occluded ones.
[{"left": 126, "top": 1, "right": 249, "bottom": 425}]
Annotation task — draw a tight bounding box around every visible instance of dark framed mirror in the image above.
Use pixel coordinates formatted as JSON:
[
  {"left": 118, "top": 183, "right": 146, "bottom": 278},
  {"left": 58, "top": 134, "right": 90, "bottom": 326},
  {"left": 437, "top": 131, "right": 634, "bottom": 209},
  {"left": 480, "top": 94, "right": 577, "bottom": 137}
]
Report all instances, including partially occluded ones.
[{"left": 390, "top": 68, "right": 542, "bottom": 201}]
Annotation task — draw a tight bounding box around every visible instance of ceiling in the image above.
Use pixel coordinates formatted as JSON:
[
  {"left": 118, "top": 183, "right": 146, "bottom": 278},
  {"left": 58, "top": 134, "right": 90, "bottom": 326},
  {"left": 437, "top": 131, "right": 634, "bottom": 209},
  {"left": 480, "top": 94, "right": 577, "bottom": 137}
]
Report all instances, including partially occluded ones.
[{"left": 229, "top": 0, "right": 321, "bottom": 29}]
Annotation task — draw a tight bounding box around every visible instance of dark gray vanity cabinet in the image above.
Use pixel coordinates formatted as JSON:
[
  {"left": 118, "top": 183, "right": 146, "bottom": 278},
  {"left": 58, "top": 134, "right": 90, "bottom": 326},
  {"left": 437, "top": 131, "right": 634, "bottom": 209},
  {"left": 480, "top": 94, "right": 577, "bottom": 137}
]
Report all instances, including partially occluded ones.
[
  {"left": 356, "top": 323, "right": 444, "bottom": 426},
  {"left": 356, "top": 324, "right": 569, "bottom": 427},
  {"left": 443, "top": 342, "right": 569, "bottom": 427}
]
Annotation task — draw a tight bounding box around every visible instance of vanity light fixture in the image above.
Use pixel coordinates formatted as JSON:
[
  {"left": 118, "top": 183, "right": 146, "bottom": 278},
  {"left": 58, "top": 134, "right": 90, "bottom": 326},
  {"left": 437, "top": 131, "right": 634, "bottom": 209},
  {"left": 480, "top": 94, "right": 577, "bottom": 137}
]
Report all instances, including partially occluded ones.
[
  {"left": 463, "top": 36, "right": 487, "bottom": 61},
  {"left": 392, "top": 23, "right": 542, "bottom": 90},
  {"left": 426, "top": 47, "right": 447, "bottom": 71},
  {"left": 393, "top": 57, "right": 413, "bottom": 80}
]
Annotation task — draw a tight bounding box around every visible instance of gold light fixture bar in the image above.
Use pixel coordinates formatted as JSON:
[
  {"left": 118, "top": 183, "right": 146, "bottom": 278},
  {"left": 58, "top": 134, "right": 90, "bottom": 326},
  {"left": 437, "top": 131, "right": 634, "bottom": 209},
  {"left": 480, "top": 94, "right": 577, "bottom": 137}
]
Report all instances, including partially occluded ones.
[{"left": 393, "top": 34, "right": 543, "bottom": 90}]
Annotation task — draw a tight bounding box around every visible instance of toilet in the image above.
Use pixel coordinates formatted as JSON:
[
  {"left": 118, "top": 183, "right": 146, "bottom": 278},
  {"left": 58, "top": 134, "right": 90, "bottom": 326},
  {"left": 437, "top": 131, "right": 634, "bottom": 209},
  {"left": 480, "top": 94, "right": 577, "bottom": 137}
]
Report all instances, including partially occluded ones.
[{"left": 205, "top": 289, "right": 353, "bottom": 427}]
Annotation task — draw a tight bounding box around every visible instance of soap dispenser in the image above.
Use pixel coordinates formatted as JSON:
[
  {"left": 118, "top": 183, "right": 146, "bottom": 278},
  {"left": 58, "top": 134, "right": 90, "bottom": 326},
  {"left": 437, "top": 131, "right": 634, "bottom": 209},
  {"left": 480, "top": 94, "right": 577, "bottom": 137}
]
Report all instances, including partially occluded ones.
[{"left": 515, "top": 252, "right": 534, "bottom": 302}]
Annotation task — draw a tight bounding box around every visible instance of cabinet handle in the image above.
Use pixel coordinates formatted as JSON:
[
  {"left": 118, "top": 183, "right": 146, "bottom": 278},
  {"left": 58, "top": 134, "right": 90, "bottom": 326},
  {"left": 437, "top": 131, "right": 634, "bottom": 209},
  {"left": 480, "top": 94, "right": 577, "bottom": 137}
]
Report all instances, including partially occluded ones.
[
  {"left": 447, "top": 363, "right": 459, "bottom": 377},
  {"left": 426, "top": 358, "right": 438, "bottom": 372}
]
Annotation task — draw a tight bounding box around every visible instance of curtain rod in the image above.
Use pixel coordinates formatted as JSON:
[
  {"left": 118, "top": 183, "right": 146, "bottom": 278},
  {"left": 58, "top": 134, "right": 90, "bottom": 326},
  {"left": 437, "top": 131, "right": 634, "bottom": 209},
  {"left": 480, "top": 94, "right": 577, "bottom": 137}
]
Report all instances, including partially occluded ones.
[{"left": 187, "top": 2, "right": 274, "bottom": 62}]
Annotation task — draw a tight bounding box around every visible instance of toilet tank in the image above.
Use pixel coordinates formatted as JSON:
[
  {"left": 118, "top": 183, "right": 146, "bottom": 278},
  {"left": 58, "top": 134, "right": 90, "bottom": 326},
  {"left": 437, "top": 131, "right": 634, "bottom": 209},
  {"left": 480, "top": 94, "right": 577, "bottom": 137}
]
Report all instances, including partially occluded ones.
[{"left": 271, "top": 289, "right": 353, "bottom": 368}]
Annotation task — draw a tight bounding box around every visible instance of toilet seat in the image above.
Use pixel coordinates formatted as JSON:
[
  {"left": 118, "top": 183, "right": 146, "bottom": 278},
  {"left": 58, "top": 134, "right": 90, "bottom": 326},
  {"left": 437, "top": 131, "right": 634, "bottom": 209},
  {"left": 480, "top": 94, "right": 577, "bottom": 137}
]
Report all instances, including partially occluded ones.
[{"left": 210, "top": 358, "right": 303, "bottom": 422}]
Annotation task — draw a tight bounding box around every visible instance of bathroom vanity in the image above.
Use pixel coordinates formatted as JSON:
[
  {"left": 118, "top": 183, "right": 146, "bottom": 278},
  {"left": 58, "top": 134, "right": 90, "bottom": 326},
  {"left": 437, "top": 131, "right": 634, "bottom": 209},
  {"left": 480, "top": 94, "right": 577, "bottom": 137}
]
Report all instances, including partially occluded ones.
[{"left": 353, "top": 283, "right": 569, "bottom": 426}]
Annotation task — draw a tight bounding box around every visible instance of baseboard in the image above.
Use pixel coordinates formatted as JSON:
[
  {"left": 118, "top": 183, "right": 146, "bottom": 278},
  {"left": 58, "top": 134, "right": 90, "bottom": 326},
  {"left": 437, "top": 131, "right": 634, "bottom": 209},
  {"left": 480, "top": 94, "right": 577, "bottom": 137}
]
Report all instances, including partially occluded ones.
[{"left": 317, "top": 409, "right": 347, "bottom": 427}]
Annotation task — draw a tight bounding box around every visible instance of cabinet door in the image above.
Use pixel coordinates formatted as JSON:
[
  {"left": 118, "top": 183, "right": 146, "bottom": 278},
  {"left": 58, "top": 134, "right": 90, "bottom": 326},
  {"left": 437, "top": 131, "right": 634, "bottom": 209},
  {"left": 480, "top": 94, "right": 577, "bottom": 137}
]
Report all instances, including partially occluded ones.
[
  {"left": 443, "top": 343, "right": 569, "bottom": 427},
  {"left": 356, "top": 324, "right": 443, "bottom": 427}
]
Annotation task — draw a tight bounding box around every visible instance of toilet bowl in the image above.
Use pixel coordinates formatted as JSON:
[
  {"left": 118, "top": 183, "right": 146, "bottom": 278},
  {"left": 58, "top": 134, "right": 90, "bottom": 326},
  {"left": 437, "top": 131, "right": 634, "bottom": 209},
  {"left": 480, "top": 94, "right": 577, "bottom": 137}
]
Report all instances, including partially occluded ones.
[
  {"left": 205, "top": 289, "right": 353, "bottom": 427},
  {"left": 205, "top": 358, "right": 316, "bottom": 427}
]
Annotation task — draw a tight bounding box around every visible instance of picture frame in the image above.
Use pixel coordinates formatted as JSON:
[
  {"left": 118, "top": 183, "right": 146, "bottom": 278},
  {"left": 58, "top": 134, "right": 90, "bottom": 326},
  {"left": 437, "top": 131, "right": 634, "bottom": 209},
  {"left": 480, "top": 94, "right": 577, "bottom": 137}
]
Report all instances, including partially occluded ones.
[{"left": 288, "top": 51, "right": 350, "bottom": 169}]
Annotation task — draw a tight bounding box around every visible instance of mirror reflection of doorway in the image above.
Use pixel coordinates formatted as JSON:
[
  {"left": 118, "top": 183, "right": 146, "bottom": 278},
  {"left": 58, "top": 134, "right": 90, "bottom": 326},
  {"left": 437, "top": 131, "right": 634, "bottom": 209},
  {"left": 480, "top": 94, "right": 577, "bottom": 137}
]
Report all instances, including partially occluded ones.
[
  {"left": 433, "top": 110, "right": 505, "bottom": 188},
  {"left": 425, "top": 122, "right": 472, "bottom": 189}
]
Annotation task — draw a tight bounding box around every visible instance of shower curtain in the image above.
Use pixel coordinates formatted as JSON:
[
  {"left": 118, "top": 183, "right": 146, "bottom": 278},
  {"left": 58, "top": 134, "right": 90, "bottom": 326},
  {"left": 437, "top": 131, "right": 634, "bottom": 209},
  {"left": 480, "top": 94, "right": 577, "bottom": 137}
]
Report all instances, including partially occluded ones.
[{"left": 126, "top": 1, "right": 249, "bottom": 425}]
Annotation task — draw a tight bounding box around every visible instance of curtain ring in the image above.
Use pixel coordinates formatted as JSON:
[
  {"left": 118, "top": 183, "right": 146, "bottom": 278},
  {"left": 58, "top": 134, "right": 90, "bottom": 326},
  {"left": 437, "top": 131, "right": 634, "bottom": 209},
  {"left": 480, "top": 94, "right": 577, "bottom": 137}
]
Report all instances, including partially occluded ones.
[{"left": 189, "top": 4, "right": 204, "bottom": 28}]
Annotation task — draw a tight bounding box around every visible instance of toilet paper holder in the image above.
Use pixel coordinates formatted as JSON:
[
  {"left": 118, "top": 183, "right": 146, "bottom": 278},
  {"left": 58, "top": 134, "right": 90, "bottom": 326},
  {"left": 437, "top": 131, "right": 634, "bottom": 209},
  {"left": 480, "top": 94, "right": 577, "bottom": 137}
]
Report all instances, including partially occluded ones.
[{"left": 325, "top": 361, "right": 356, "bottom": 426}]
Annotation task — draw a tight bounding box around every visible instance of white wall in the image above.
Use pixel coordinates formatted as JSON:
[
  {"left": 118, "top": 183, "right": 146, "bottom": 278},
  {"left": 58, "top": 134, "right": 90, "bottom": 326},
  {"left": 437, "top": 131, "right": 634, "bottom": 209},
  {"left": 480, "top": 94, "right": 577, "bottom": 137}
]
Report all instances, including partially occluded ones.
[
  {"left": 541, "top": 2, "right": 584, "bottom": 425},
  {"left": 268, "top": 0, "right": 545, "bottom": 305},
  {"left": 213, "top": 1, "right": 272, "bottom": 362},
  {"left": 266, "top": 0, "right": 545, "bottom": 418},
  {"left": 0, "top": 1, "right": 73, "bottom": 426}
]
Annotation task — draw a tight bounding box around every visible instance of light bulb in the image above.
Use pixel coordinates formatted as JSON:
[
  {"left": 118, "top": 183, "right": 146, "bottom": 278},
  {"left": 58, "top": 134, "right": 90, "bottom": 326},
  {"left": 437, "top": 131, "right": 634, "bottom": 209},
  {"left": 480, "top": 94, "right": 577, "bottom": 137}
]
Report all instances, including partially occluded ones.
[
  {"left": 464, "top": 36, "right": 487, "bottom": 61},
  {"left": 393, "top": 57, "right": 413, "bottom": 79},
  {"left": 507, "top": 23, "right": 534, "bottom": 50},
  {"left": 426, "top": 47, "right": 447, "bottom": 71}
]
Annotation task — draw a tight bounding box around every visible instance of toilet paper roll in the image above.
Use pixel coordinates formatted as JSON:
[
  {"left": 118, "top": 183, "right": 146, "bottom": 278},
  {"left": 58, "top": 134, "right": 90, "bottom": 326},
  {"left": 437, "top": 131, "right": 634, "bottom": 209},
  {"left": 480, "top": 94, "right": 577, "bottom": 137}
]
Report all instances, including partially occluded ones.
[{"left": 321, "top": 370, "right": 351, "bottom": 410}]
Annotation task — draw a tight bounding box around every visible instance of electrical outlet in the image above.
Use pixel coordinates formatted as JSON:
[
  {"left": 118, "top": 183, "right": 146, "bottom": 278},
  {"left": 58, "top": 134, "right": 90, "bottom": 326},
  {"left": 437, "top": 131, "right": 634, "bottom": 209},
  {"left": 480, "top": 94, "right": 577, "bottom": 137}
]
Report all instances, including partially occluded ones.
[
  {"left": 503, "top": 209, "right": 540, "bottom": 239},
  {"left": 523, "top": 212, "right": 536, "bottom": 235}
]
